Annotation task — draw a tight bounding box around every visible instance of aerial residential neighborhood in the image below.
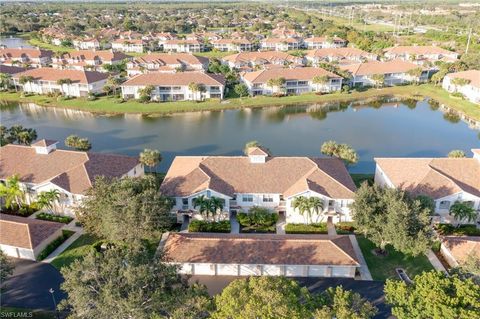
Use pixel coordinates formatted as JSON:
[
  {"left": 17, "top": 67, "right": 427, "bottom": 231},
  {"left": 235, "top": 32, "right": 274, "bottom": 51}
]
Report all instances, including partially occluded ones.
[{"left": 0, "top": 1, "right": 479, "bottom": 319}]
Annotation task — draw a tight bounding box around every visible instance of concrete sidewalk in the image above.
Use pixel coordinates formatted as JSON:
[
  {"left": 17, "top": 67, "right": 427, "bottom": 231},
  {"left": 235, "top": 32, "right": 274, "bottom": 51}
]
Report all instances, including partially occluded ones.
[
  {"left": 230, "top": 213, "right": 240, "bottom": 234},
  {"left": 276, "top": 213, "right": 286, "bottom": 234},
  {"left": 42, "top": 229, "right": 83, "bottom": 264},
  {"left": 349, "top": 235, "right": 373, "bottom": 281},
  {"left": 327, "top": 221, "right": 337, "bottom": 235},
  {"left": 427, "top": 249, "right": 448, "bottom": 274}
]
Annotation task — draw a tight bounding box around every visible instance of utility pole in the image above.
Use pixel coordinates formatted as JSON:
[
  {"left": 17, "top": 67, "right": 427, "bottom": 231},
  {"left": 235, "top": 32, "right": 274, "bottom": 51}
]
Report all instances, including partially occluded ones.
[{"left": 466, "top": 27, "right": 472, "bottom": 54}]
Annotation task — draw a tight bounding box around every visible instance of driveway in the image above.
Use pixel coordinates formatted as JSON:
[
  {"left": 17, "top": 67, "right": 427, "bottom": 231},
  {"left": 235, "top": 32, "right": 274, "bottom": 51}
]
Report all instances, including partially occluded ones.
[
  {"left": 1, "top": 258, "right": 65, "bottom": 311},
  {"left": 189, "top": 275, "right": 392, "bottom": 319}
]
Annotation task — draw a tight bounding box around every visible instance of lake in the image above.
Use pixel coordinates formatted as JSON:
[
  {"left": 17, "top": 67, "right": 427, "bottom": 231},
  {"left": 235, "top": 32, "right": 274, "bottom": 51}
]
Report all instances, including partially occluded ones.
[{"left": 1, "top": 99, "right": 479, "bottom": 173}]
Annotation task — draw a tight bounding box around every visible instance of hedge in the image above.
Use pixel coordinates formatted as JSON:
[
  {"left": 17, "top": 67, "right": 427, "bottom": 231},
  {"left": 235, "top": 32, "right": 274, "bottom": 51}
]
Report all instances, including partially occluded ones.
[
  {"left": 1, "top": 202, "right": 39, "bottom": 217},
  {"left": 285, "top": 223, "right": 328, "bottom": 234},
  {"left": 36, "top": 213, "right": 74, "bottom": 224},
  {"left": 37, "top": 230, "right": 75, "bottom": 261},
  {"left": 435, "top": 223, "right": 480, "bottom": 236},
  {"left": 188, "top": 220, "right": 231, "bottom": 233},
  {"left": 335, "top": 222, "right": 356, "bottom": 234}
]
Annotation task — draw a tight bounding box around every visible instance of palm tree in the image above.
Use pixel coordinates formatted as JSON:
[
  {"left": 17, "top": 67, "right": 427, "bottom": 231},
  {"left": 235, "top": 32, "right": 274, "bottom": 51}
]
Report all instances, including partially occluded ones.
[
  {"left": 37, "top": 189, "right": 61, "bottom": 214},
  {"left": 266, "top": 77, "right": 286, "bottom": 94},
  {"left": 292, "top": 196, "right": 311, "bottom": 223},
  {"left": 449, "top": 201, "right": 477, "bottom": 226},
  {"left": 451, "top": 78, "right": 471, "bottom": 92},
  {"left": 371, "top": 74, "right": 385, "bottom": 89},
  {"left": 0, "top": 175, "right": 25, "bottom": 209},
  {"left": 292, "top": 196, "right": 325, "bottom": 223},
  {"left": 210, "top": 197, "right": 224, "bottom": 221},
  {"left": 312, "top": 75, "right": 330, "bottom": 92},
  {"left": 18, "top": 75, "right": 34, "bottom": 85},
  {"left": 139, "top": 149, "right": 162, "bottom": 173},
  {"left": 193, "top": 195, "right": 211, "bottom": 220},
  {"left": 56, "top": 78, "right": 73, "bottom": 96},
  {"left": 188, "top": 82, "right": 201, "bottom": 101},
  {"left": 0, "top": 73, "right": 12, "bottom": 90},
  {"left": 406, "top": 67, "right": 424, "bottom": 85},
  {"left": 307, "top": 197, "right": 324, "bottom": 222}
]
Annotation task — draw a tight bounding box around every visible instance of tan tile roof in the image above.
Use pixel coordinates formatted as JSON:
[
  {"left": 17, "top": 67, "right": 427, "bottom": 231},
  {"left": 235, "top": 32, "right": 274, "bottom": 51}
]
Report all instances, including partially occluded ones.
[
  {"left": 222, "top": 51, "right": 301, "bottom": 64},
  {"left": 56, "top": 50, "right": 129, "bottom": 62},
  {"left": 375, "top": 157, "right": 480, "bottom": 198},
  {"left": 12, "top": 68, "right": 108, "bottom": 84},
  {"left": 442, "top": 236, "right": 480, "bottom": 264},
  {"left": 0, "top": 64, "right": 26, "bottom": 75},
  {"left": 212, "top": 38, "right": 252, "bottom": 45},
  {"left": 122, "top": 71, "right": 225, "bottom": 86},
  {"left": 160, "top": 156, "right": 356, "bottom": 199},
  {"left": 130, "top": 53, "right": 208, "bottom": 66},
  {"left": 306, "top": 48, "right": 375, "bottom": 59},
  {"left": 446, "top": 70, "right": 480, "bottom": 89},
  {"left": 242, "top": 67, "right": 340, "bottom": 84},
  {"left": 247, "top": 146, "right": 269, "bottom": 156},
  {"left": 113, "top": 38, "right": 145, "bottom": 45},
  {"left": 262, "top": 37, "right": 302, "bottom": 44},
  {"left": 304, "top": 36, "right": 346, "bottom": 43},
  {"left": 340, "top": 60, "right": 424, "bottom": 76},
  {"left": 0, "top": 144, "right": 139, "bottom": 195},
  {"left": 0, "top": 48, "right": 53, "bottom": 59},
  {"left": 164, "top": 39, "right": 202, "bottom": 45},
  {"left": 0, "top": 214, "right": 63, "bottom": 249},
  {"left": 384, "top": 45, "right": 458, "bottom": 56},
  {"left": 163, "top": 233, "right": 360, "bottom": 266},
  {"left": 32, "top": 139, "right": 58, "bottom": 147}
]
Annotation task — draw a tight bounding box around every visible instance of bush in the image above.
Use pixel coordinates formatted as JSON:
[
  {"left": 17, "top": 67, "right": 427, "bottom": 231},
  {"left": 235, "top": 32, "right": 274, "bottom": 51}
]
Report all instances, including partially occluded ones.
[
  {"left": 37, "top": 230, "right": 75, "bottom": 261},
  {"left": 1, "top": 203, "right": 39, "bottom": 217},
  {"left": 36, "top": 212, "right": 74, "bottom": 224},
  {"left": 237, "top": 207, "right": 278, "bottom": 233},
  {"left": 188, "top": 220, "right": 231, "bottom": 233},
  {"left": 435, "top": 223, "right": 480, "bottom": 236},
  {"left": 285, "top": 223, "right": 328, "bottom": 234},
  {"left": 431, "top": 240, "right": 441, "bottom": 252},
  {"left": 335, "top": 221, "right": 356, "bottom": 234}
]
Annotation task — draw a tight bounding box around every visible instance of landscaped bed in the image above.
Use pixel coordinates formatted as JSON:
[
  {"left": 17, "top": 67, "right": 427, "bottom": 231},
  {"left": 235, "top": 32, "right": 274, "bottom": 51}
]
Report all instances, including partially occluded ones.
[
  {"left": 1, "top": 203, "right": 39, "bottom": 217},
  {"left": 36, "top": 212, "right": 74, "bottom": 224},
  {"left": 50, "top": 234, "right": 99, "bottom": 270},
  {"left": 434, "top": 223, "right": 480, "bottom": 236},
  {"left": 37, "top": 230, "right": 75, "bottom": 261},
  {"left": 335, "top": 222, "right": 356, "bottom": 234},
  {"left": 237, "top": 208, "right": 278, "bottom": 233},
  {"left": 356, "top": 235, "right": 434, "bottom": 281},
  {"left": 285, "top": 223, "right": 328, "bottom": 234},
  {"left": 188, "top": 220, "right": 231, "bottom": 233}
]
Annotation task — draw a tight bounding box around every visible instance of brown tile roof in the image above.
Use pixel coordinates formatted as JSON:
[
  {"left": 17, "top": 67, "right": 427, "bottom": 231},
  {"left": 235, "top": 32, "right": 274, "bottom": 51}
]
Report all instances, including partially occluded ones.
[
  {"left": 130, "top": 53, "right": 208, "bottom": 66},
  {"left": 262, "top": 37, "right": 302, "bottom": 44},
  {"left": 223, "top": 51, "right": 300, "bottom": 64},
  {"left": 164, "top": 39, "right": 202, "bottom": 45},
  {"left": 384, "top": 45, "right": 458, "bottom": 56},
  {"left": 163, "top": 233, "right": 360, "bottom": 266},
  {"left": 247, "top": 146, "right": 269, "bottom": 156},
  {"left": 55, "top": 50, "right": 129, "bottom": 62},
  {"left": 306, "top": 48, "right": 375, "bottom": 59},
  {"left": 0, "top": 144, "right": 139, "bottom": 194},
  {"left": 0, "top": 214, "right": 63, "bottom": 249},
  {"left": 340, "top": 60, "right": 424, "bottom": 76},
  {"left": 446, "top": 70, "right": 480, "bottom": 89},
  {"left": 0, "top": 64, "right": 26, "bottom": 75},
  {"left": 242, "top": 67, "right": 340, "bottom": 84},
  {"left": 375, "top": 157, "right": 480, "bottom": 198},
  {"left": 122, "top": 72, "right": 225, "bottom": 86},
  {"left": 12, "top": 68, "right": 109, "bottom": 84},
  {"left": 160, "top": 156, "right": 356, "bottom": 199},
  {"left": 0, "top": 48, "right": 53, "bottom": 59},
  {"left": 32, "top": 139, "right": 58, "bottom": 147},
  {"left": 304, "top": 36, "right": 346, "bottom": 43},
  {"left": 112, "top": 38, "right": 145, "bottom": 45},
  {"left": 212, "top": 38, "right": 252, "bottom": 45},
  {"left": 442, "top": 236, "right": 480, "bottom": 264}
]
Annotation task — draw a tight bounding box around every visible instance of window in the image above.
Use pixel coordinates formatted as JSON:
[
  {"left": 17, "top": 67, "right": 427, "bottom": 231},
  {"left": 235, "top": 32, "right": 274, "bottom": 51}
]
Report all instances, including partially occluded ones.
[
  {"left": 328, "top": 200, "right": 335, "bottom": 207},
  {"left": 297, "top": 81, "right": 308, "bottom": 86},
  {"left": 242, "top": 194, "right": 253, "bottom": 202},
  {"left": 439, "top": 200, "right": 450, "bottom": 209},
  {"left": 263, "top": 195, "right": 274, "bottom": 202},
  {"left": 182, "top": 198, "right": 188, "bottom": 205}
]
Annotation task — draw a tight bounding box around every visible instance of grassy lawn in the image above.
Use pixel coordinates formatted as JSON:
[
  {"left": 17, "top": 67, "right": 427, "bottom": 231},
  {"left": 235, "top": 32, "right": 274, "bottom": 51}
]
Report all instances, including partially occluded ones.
[
  {"left": 27, "top": 38, "right": 74, "bottom": 53},
  {"left": 0, "top": 307, "right": 56, "bottom": 319},
  {"left": 50, "top": 234, "right": 98, "bottom": 270},
  {"left": 357, "top": 236, "right": 434, "bottom": 281},
  {"left": 350, "top": 174, "right": 374, "bottom": 188}
]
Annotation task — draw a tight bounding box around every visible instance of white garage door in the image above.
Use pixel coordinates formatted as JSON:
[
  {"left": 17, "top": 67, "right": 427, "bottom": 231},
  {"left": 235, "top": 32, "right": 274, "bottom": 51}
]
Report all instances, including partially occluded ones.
[
  {"left": 285, "top": 265, "right": 306, "bottom": 277},
  {"left": 239, "top": 264, "right": 261, "bottom": 276},
  {"left": 194, "top": 263, "right": 216, "bottom": 275},
  {"left": 263, "top": 265, "right": 283, "bottom": 276},
  {"left": 308, "top": 266, "right": 327, "bottom": 277},
  {"left": 178, "top": 263, "right": 193, "bottom": 275},
  {"left": 331, "top": 267, "right": 351, "bottom": 277},
  {"left": 217, "top": 264, "right": 238, "bottom": 276}
]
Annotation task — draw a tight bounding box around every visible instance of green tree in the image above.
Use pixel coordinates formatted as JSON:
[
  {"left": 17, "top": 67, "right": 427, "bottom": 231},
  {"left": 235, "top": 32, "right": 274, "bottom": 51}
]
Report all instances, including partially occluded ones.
[
  {"left": 449, "top": 201, "right": 477, "bottom": 224},
  {"left": 448, "top": 150, "right": 466, "bottom": 158},
  {"left": 56, "top": 78, "right": 73, "bottom": 96},
  {"left": 384, "top": 271, "right": 480, "bottom": 319},
  {"left": 266, "top": 77, "right": 286, "bottom": 94},
  {"left": 312, "top": 75, "right": 330, "bottom": 92},
  {"left": 321, "top": 140, "right": 358, "bottom": 165},
  {"left": 292, "top": 196, "right": 325, "bottom": 223},
  {"left": 211, "top": 276, "right": 315, "bottom": 319},
  {"left": 188, "top": 82, "right": 205, "bottom": 101},
  {"left": 243, "top": 140, "right": 269, "bottom": 155},
  {"left": 139, "top": 148, "right": 161, "bottom": 173},
  {"left": 0, "top": 250, "right": 14, "bottom": 283},
  {"left": 431, "top": 70, "right": 447, "bottom": 86},
  {"left": 139, "top": 85, "right": 154, "bottom": 103},
  {"left": 370, "top": 74, "right": 385, "bottom": 88},
  {"left": 451, "top": 77, "right": 471, "bottom": 91},
  {"left": 193, "top": 195, "right": 223, "bottom": 221},
  {"left": 0, "top": 73, "right": 12, "bottom": 90},
  {"left": 64, "top": 134, "right": 92, "bottom": 151},
  {"left": 37, "top": 189, "right": 61, "bottom": 214},
  {"left": 7, "top": 125, "right": 37, "bottom": 145},
  {"left": 450, "top": 253, "right": 480, "bottom": 285},
  {"left": 18, "top": 75, "right": 34, "bottom": 85},
  {"left": 314, "top": 286, "right": 377, "bottom": 319},
  {"left": 0, "top": 175, "right": 25, "bottom": 209},
  {"left": 351, "top": 183, "right": 432, "bottom": 255},
  {"left": 76, "top": 176, "right": 175, "bottom": 242},
  {"left": 234, "top": 83, "right": 249, "bottom": 98},
  {"left": 60, "top": 245, "right": 211, "bottom": 319},
  {"left": 414, "top": 195, "right": 435, "bottom": 215},
  {"left": 406, "top": 67, "right": 424, "bottom": 85}
]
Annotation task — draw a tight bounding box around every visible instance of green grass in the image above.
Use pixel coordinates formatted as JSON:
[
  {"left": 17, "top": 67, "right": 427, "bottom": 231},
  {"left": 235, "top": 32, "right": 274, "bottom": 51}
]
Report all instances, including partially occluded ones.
[
  {"left": 285, "top": 223, "right": 328, "bottom": 234},
  {"left": 27, "top": 38, "right": 74, "bottom": 53},
  {"left": 50, "top": 234, "right": 98, "bottom": 270},
  {"left": 350, "top": 174, "right": 374, "bottom": 188},
  {"left": 37, "top": 230, "right": 75, "bottom": 261},
  {"left": 356, "top": 236, "right": 434, "bottom": 281},
  {"left": 195, "top": 50, "right": 236, "bottom": 59},
  {"left": 0, "top": 307, "right": 56, "bottom": 319}
]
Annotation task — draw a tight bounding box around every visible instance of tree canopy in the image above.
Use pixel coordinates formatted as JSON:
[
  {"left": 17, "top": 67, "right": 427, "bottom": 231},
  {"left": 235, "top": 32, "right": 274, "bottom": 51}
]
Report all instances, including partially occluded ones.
[
  {"left": 0, "top": 125, "right": 37, "bottom": 146},
  {"left": 314, "top": 286, "right": 378, "bottom": 319},
  {"left": 64, "top": 134, "right": 92, "bottom": 151},
  {"left": 139, "top": 148, "right": 161, "bottom": 173},
  {"left": 321, "top": 140, "right": 359, "bottom": 165},
  {"left": 447, "top": 150, "right": 466, "bottom": 158},
  {"left": 449, "top": 201, "right": 477, "bottom": 224},
  {"left": 0, "top": 250, "right": 14, "bottom": 283}
]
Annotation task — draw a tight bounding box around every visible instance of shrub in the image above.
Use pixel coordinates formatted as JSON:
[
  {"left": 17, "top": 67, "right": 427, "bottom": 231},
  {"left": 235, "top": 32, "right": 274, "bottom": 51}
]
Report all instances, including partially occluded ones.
[
  {"left": 435, "top": 223, "right": 480, "bottom": 236},
  {"left": 431, "top": 240, "right": 441, "bottom": 252},
  {"left": 36, "top": 212, "right": 74, "bottom": 224},
  {"left": 188, "top": 220, "right": 231, "bottom": 233},
  {"left": 2, "top": 203, "right": 39, "bottom": 217},
  {"left": 335, "top": 221, "right": 356, "bottom": 234},
  {"left": 37, "top": 230, "right": 75, "bottom": 261},
  {"left": 237, "top": 207, "right": 278, "bottom": 227},
  {"left": 285, "top": 223, "right": 328, "bottom": 234}
]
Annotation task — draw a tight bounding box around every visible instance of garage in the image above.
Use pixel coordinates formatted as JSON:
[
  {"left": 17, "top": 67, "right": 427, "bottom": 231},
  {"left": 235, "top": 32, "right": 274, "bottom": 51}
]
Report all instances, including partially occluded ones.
[{"left": 162, "top": 233, "right": 360, "bottom": 278}]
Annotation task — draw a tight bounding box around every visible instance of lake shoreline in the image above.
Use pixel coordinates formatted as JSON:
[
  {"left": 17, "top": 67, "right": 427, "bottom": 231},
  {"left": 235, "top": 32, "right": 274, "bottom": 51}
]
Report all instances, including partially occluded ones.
[{"left": 2, "top": 84, "right": 478, "bottom": 120}]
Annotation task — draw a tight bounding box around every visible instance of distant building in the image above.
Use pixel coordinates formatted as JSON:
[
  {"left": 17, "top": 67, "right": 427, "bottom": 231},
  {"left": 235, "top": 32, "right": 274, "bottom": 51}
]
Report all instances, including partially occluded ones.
[
  {"left": 126, "top": 53, "right": 209, "bottom": 76},
  {"left": 12, "top": 68, "right": 109, "bottom": 97},
  {"left": 260, "top": 37, "right": 303, "bottom": 51},
  {"left": 162, "top": 39, "right": 205, "bottom": 53},
  {"left": 51, "top": 50, "right": 130, "bottom": 72},
  {"left": 442, "top": 70, "right": 480, "bottom": 104},
  {"left": 383, "top": 46, "right": 459, "bottom": 65},
  {"left": 305, "top": 47, "right": 378, "bottom": 65},
  {"left": 211, "top": 38, "right": 255, "bottom": 52},
  {"left": 304, "top": 37, "right": 347, "bottom": 49},
  {"left": 121, "top": 72, "right": 225, "bottom": 101},
  {"left": 0, "top": 48, "right": 53, "bottom": 68},
  {"left": 222, "top": 51, "right": 304, "bottom": 71},
  {"left": 73, "top": 38, "right": 103, "bottom": 50},
  {"left": 112, "top": 39, "right": 153, "bottom": 53},
  {"left": 241, "top": 67, "right": 342, "bottom": 95}
]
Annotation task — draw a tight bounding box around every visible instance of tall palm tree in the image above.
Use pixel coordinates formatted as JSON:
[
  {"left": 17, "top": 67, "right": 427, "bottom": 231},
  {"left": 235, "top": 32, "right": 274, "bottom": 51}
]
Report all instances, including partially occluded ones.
[
  {"left": 312, "top": 75, "right": 330, "bottom": 92},
  {"left": 307, "top": 197, "right": 324, "bottom": 223},
  {"left": 449, "top": 201, "right": 477, "bottom": 226},
  {"left": 292, "top": 196, "right": 325, "bottom": 223},
  {"left": 210, "top": 197, "right": 224, "bottom": 221},
  {"left": 292, "top": 196, "right": 311, "bottom": 223},
  {"left": 0, "top": 73, "right": 12, "bottom": 90},
  {"left": 193, "top": 195, "right": 211, "bottom": 220},
  {"left": 139, "top": 149, "right": 161, "bottom": 173},
  {"left": 0, "top": 175, "right": 25, "bottom": 209},
  {"left": 37, "top": 189, "right": 61, "bottom": 214},
  {"left": 188, "top": 82, "right": 201, "bottom": 101}
]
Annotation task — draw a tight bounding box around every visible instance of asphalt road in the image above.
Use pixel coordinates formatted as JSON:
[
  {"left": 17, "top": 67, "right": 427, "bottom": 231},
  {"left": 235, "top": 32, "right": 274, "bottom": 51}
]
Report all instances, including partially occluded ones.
[{"left": 1, "top": 258, "right": 66, "bottom": 311}]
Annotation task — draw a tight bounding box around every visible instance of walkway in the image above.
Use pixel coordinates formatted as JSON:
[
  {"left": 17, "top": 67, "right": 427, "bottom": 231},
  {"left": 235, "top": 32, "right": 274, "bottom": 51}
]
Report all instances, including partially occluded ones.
[
  {"left": 427, "top": 249, "right": 448, "bottom": 274},
  {"left": 180, "top": 215, "right": 190, "bottom": 233},
  {"left": 42, "top": 228, "right": 83, "bottom": 264},
  {"left": 327, "top": 219, "right": 337, "bottom": 235},
  {"left": 276, "top": 213, "right": 286, "bottom": 235},
  {"left": 349, "top": 235, "right": 373, "bottom": 281},
  {"left": 230, "top": 212, "right": 240, "bottom": 234}
]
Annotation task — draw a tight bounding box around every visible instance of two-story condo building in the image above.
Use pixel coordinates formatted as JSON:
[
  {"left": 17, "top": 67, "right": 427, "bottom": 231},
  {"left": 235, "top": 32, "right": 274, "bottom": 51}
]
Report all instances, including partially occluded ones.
[
  {"left": 211, "top": 38, "right": 255, "bottom": 52},
  {"left": 260, "top": 38, "right": 303, "bottom": 51},
  {"left": 0, "top": 48, "right": 53, "bottom": 68},
  {"left": 159, "top": 147, "right": 356, "bottom": 224},
  {"left": 304, "top": 36, "right": 347, "bottom": 49},
  {"left": 340, "top": 60, "right": 429, "bottom": 87},
  {"left": 222, "top": 51, "right": 304, "bottom": 71},
  {"left": 442, "top": 70, "right": 480, "bottom": 104},
  {"left": 374, "top": 149, "right": 480, "bottom": 224},
  {"left": 126, "top": 53, "right": 209, "bottom": 76},
  {"left": 12, "top": 68, "right": 108, "bottom": 97},
  {"left": 0, "top": 140, "right": 143, "bottom": 216},
  {"left": 305, "top": 48, "right": 378, "bottom": 66},
  {"left": 112, "top": 39, "right": 153, "bottom": 53},
  {"left": 162, "top": 40, "right": 205, "bottom": 53},
  {"left": 121, "top": 72, "right": 225, "bottom": 101},
  {"left": 51, "top": 50, "right": 130, "bottom": 72},
  {"left": 72, "top": 38, "right": 104, "bottom": 50},
  {"left": 241, "top": 67, "right": 342, "bottom": 95},
  {"left": 383, "top": 46, "right": 459, "bottom": 65}
]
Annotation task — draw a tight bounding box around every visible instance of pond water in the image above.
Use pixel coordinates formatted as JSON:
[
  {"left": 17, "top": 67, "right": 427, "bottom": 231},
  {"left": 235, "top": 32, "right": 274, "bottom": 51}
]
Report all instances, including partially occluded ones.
[
  {"left": 1, "top": 99, "right": 479, "bottom": 173},
  {"left": 0, "top": 36, "right": 34, "bottom": 48}
]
